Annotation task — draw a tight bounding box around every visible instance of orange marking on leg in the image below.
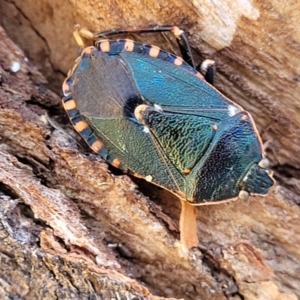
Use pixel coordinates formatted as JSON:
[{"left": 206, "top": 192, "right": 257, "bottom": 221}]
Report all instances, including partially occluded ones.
[
  {"left": 149, "top": 46, "right": 160, "bottom": 58},
  {"left": 111, "top": 158, "right": 121, "bottom": 168},
  {"left": 99, "top": 40, "right": 110, "bottom": 52},
  {"left": 63, "top": 99, "right": 77, "bottom": 110},
  {"left": 91, "top": 140, "right": 104, "bottom": 152},
  {"left": 124, "top": 39, "right": 134, "bottom": 51},
  {"left": 79, "top": 28, "right": 94, "bottom": 40},
  {"left": 174, "top": 57, "right": 183, "bottom": 66},
  {"left": 74, "top": 120, "right": 89, "bottom": 133},
  {"left": 171, "top": 26, "right": 181, "bottom": 38},
  {"left": 73, "top": 30, "right": 85, "bottom": 48}
]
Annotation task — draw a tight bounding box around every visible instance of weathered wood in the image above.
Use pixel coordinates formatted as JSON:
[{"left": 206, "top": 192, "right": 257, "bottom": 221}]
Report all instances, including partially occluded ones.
[{"left": 0, "top": 0, "right": 300, "bottom": 299}]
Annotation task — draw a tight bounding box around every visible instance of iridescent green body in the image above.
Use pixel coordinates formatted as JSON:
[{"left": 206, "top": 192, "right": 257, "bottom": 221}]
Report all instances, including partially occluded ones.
[{"left": 62, "top": 39, "right": 274, "bottom": 204}]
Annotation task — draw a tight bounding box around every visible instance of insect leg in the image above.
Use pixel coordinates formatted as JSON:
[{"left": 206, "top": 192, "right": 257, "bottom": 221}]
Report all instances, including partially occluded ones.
[
  {"left": 198, "top": 59, "right": 216, "bottom": 85},
  {"left": 179, "top": 200, "right": 199, "bottom": 249},
  {"left": 73, "top": 25, "right": 95, "bottom": 50}
]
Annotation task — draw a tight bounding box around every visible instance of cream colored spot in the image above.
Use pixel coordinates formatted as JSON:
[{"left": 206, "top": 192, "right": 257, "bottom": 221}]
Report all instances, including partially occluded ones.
[
  {"left": 74, "top": 120, "right": 88, "bottom": 132},
  {"left": 212, "top": 124, "right": 218, "bottom": 131},
  {"left": 124, "top": 39, "right": 134, "bottom": 51},
  {"left": 91, "top": 140, "right": 103, "bottom": 152},
  {"left": 183, "top": 168, "right": 191, "bottom": 174},
  {"left": 143, "top": 126, "right": 150, "bottom": 134},
  {"left": 111, "top": 159, "right": 121, "bottom": 168},
  {"left": 258, "top": 158, "right": 270, "bottom": 169},
  {"left": 174, "top": 57, "right": 183, "bottom": 66},
  {"left": 149, "top": 46, "right": 160, "bottom": 58},
  {"left": 238, "top": 190, "right": 249, "bottom": 200},
  {"left": 228, "top": 105, "right": 239, "bottom": 116},
  {"left": 63, "top": 99, "right": 76, "bottom": 110},
  {"left": 171, "top": 26, "right": 182, "bottom": 38},
  {"left": 145, "top": 175, "right": 153, "bottom": 182},
  {"left": 154, "top": 104, "right": 162, "bottom": 111},
  {"left": 100, "top": 40, "right": 110, "bottom": 52},
  {"left": 134, "top": 104, "right": 148, "bottom": 123}
]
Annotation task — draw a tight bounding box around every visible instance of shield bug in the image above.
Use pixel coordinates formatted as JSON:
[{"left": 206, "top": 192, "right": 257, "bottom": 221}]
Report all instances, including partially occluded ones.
[{"left": 62, "top": 25, "right": 274, "bottom": 249}]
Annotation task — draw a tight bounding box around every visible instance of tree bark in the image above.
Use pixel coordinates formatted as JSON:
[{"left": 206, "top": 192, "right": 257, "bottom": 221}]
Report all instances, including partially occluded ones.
[{"left": 0, "top": 0, "right": 300, "bottom": 299}]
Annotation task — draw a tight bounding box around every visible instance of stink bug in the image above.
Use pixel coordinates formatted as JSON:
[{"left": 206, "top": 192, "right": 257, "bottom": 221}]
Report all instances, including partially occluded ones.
[{"left": 62, "top": 25, "right": 274, "bottom": 249}]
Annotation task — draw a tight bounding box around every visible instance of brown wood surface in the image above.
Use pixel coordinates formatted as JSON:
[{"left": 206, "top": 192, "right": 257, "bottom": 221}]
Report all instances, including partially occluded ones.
[{"left": 0, "top": 0, "right": 300, "bottom": 299}]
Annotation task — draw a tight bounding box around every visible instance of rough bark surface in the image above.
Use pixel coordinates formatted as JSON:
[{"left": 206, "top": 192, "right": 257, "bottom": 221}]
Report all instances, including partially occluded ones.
[{"left": 0, "top": 0, "right": 299, "bottom": 299}]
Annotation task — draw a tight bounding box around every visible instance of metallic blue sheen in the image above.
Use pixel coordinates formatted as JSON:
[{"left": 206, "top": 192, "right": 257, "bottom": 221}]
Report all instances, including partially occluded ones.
[{"left": 66, "top": 44, "right": 274, "bottom": 204}]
